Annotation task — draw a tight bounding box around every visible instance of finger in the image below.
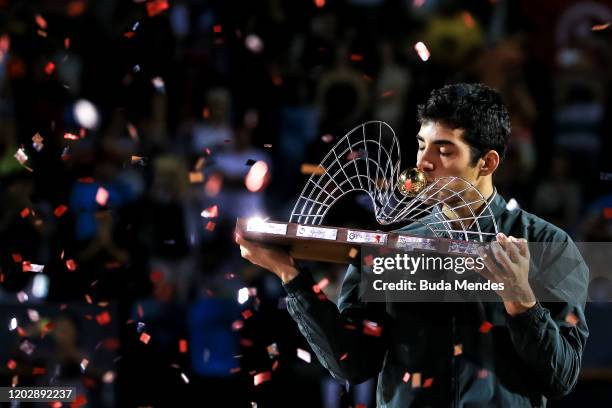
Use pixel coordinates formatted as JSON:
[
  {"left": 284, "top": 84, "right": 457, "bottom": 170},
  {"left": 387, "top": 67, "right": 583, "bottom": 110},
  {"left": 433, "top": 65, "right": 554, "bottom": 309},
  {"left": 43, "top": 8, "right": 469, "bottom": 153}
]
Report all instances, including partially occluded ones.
[
  {"left": 516, "top": 238, "right": 529, "bottom": 258},
  {"left": 504, "top": 238, "right": 522, "bottom": 264},
  {"left": 477, "top": 246, "right": 505, "bottom": 282},
  {"left": 490, "top": 242, "right": 514, "bottom": 271}
]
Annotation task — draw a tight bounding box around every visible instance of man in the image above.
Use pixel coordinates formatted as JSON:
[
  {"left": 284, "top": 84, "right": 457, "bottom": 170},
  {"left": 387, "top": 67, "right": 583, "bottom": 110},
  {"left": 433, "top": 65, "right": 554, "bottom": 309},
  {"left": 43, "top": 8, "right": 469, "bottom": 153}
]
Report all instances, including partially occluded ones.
[{"left": 236, "top": 83, "right": 589, "bottom": 407}]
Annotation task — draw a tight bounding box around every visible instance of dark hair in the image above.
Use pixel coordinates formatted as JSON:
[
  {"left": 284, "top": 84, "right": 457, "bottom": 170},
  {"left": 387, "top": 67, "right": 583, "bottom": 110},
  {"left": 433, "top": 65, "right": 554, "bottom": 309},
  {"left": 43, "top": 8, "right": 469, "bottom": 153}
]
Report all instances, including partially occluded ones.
[{"left": 417, "top": 83, "right": 511, "bottom": 166}]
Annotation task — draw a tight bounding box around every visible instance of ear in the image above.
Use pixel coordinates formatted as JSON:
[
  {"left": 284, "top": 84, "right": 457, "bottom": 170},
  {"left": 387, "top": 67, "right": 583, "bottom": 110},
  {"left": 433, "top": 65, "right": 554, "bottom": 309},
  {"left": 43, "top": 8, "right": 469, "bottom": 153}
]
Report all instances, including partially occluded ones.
[{"left": 479, "top": 150, "right": 500, "bottom": 176}]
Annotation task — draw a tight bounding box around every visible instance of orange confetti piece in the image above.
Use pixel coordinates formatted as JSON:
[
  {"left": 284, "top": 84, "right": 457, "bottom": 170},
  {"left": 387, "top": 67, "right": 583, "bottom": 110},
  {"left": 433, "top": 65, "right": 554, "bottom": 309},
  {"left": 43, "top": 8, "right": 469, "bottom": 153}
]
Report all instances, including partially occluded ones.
[
  {"left": 254, "top": 371, "right": 271, "bottom": 386},
  {"left": 454, "top": 344, "right": 463, "bottom": 356},
  {"left": 565, "top": 312, "right": 580, "bottom": 326},
  {"left": 412, "top": 372, "right": 421, "bottom": 388},
  {"left": 66, "top": 259, "right": 77, "bottom": 271},
  {"left": 479, "top": 321, "right": 493, "bottom": 333},
  {"left": 189, "top": 172, "right": 204, "bottom": 183},
  {"left": 179, "top": 339, "right": 188, "bottom": 353},
  {"left": 300, "top": 163, "right": 326, "bottom": 176},
  {"left": 140, "top": 332, "right": 151, "bottom": 344},
  {"left": 96, "top": 311, "right": 111, "bottom": 325},
  {"left": 146, "top": 0, "right": 169, "bottom": 17},
  {"left": 592, "top": 22, "right": 610, "bottom": 31},
  {"left": 54, "top": 204, "right": 68, "bottom": 217}
]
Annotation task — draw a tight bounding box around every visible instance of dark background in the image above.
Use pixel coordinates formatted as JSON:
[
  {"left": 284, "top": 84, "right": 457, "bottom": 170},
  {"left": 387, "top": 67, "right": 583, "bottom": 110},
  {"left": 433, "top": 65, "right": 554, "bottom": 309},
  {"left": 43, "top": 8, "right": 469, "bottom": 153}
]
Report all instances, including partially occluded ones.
[{"left": 1, "top": 0, "right": 612, "bottom": 406}]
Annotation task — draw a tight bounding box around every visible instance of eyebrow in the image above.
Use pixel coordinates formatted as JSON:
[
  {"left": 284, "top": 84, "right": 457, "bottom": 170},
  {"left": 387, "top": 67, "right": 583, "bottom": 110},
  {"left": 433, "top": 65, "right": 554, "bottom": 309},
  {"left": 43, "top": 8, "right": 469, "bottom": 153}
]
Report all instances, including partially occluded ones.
[{"left": 416, "top": 135, "right": 456, "bottom": 146}]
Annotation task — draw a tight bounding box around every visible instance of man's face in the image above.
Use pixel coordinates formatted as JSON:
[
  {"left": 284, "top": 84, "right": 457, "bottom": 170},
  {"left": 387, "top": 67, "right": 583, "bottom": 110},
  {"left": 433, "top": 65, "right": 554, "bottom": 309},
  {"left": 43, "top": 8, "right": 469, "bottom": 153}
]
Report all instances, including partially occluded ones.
[{"left": 416, "top": 121, "right": 480, "bottom": 183}]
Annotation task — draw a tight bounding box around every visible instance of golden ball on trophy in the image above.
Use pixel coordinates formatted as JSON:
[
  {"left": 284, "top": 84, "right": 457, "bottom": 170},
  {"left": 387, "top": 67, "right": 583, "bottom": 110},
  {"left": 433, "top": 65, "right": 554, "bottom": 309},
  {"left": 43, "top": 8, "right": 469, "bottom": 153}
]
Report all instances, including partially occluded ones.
[{"left": 398, "top": 168, "right": 428, "bottom": 197}]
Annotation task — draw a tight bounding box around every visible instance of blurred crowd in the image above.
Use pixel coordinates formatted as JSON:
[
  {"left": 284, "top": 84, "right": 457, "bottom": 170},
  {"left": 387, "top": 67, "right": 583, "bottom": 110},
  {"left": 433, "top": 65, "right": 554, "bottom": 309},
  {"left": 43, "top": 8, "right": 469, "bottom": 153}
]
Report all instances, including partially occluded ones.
[{"left": 1, "top": 0, "right": 612, "bottom": 407}]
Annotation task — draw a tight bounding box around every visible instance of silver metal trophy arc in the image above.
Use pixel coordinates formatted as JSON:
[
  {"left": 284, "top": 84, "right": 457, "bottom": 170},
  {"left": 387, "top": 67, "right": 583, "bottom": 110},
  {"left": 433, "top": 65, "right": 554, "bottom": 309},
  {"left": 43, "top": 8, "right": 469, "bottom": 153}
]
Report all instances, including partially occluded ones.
[{"left": 289, "top": 120, "right": 499, "bottom": 242}]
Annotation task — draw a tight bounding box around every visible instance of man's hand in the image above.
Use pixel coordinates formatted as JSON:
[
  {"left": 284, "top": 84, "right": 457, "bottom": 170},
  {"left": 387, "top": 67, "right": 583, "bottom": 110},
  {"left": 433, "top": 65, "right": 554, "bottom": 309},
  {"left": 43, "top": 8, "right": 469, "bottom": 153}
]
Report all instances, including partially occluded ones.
[
  {"left": 235, "top": 232, "right": 299, "bottom": 283},
  {"left": 476, "top": 233, "right": 536, "bottom": 316}
]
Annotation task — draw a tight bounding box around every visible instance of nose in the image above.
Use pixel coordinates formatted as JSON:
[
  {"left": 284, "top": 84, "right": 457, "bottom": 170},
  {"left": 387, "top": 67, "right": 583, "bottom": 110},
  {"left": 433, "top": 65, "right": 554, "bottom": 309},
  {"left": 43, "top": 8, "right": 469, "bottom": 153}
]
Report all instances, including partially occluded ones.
[{"left": 416, "top": 154, "right": 434, "bottom": 173}]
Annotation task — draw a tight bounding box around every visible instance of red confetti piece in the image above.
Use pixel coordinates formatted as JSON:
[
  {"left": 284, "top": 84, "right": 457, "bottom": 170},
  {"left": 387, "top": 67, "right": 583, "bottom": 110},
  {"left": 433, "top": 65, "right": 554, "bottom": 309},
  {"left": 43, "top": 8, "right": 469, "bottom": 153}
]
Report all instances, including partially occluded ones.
[
  {"left": 344, "top": 324, "right": 356, "bottom": 330},
  {"left": 382, "top": 90, "right": 394, "bottom": 98},
  {"left": 314, "top": 0, "right": 325, "bottom": 8},
  {"left": 32, "top": 367, "right": 46, "bottom": 375},
  {"left": 340, "top": 352, "right": 348, "bottom": 361},
  {"left": 240, "top": 338, "right": 253, "bottom": 347},
  {"left": 363, "top": 320, "right": 382, "bottom": 337},
  {"left": 140, "top": 332, "right": 151, "bottom": 344},
  {"left": 96, "top": 311, "right": 111, "bottom": 325},
  {"left": 54, "top": 204, "right": 68, "bottom": 217},
  {"left": 312, "top": 278, "right": 329, "bottom": 294},
  {"left": 7, "top": 360, "right": 17, "bottom": 370},
  {"left": 272, "top": 360, "right": 279, "bottom": 371},
  {"left": 479, "top": 321, "right": 493, "bottom": 333},
  {"left": 402, "top": 372, "right": 411, "bottom": 383},
  {"left": 462, "top": 11, "right": 475, "bottom": 28},
  {"left": 241, "top": 309, "right": 253, "bottom": 319},
  {"left": 78, "top": 177, "right": 95, "bottom": 183},
  {"left": 231, "top": 320, "right": 244, "bottom": 331},
  {"left": 206, "top": 221, "right": 216, "bottom": 231},
  {"left": 603, "top": 208, "right": 612, "bottom": 219},
  {"left": 254, "top": 371, "right": 271, "bottom": 386},
  {"left": 146, "top": 0, "right": 169, "bottom": 17},
  {"left": 44, "top": 61, "right": 55, "bottom": 75},
  {"left": 35, "top": 14, "right": 48, "bottom": 29},
  {"left": 124, "top": 31, "right": 136, "bottom": 39},
  {"left": 137, "top": 304, "right": 144, "bottom": 318},
  {"left": 95, "top": 187, "right": 109, "bottom": 206},
  {"left": 67, "top": 0, "right": 87, "bottom": 17},
  {"left": 213, "top": 24, "right": 222, "bottom": 33},
  {"left": 179, "top": 339, "right": 188, "bottom": 353},
  {"left": 64, "top": 37, "right": 70, "bottom": 49},
  {"left": 565, "top": 312, "right": 580, "bottom": 326},
  {"left": 20, "top": 208, "right": 30, "bottom": 218},
  {"left": 66, "top": 259, "right": 77, "bottom": 271},
  {"left": 17, "top": 327, "right": 26, "bottom": 337},
  {"left": 72, "top": 394, "right": 87, "bottom": 408},
  {"left": 423, "top": 377, "right": 433, "bottom": 388},
  {"left": 350, "top": 54, "right": 364, "bottom": 62}
]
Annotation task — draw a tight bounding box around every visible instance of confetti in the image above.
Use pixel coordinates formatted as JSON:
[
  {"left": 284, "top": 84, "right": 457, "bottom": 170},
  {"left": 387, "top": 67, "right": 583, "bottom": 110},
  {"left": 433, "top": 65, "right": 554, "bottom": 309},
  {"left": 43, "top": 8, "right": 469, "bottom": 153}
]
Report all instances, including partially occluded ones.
[
  {"left": 96, "top": 311, "right": 111, "bottom": 325},
  {"left": 245, "top": 34, "right": 264, "bottom": 53},
  {"left": 151, "top": 76, "right": 165, "bottom": 92},
  {"left": 64, "top": 37, "right": 70, "bottom": 49},
  {"left": 35, "top": 14, "right": 48, "bottom": 29},
  {"left": 462, "top": 11, "right": 475, "bottom": 28},
  {"left": 340, "top": 352, "right": 348, "bottom": 361},
  {"left": 454, "top": 344, "right": 463, "bottom": 356},
  {"left": 179, "top": 339, "right": 188, "bottom": 353},
  {"left": 254, "top": 371, "right": 271, "bottom": 386},
  {"left": 9, "top": 317, "right": 17, "bottom": 331},
  {"left": 80, "top": 358, "right": 89, "bottom": 373},
  {"left": 54, "top": 204, "right": 68, "bottom": 217},
  {"left": 205, "top": 221, "right": 216, "bottom": 231},
  {"left": 140, "top": 332, "right": 151, "bottom": 344},
  {"left": 267, "top": 343, "right": 279, "bottom": 358},
  {"left": 312, "top": 278, "right": 329, "bottom": 294},
  {"left": 300, "top": 163, "right": 326, "bottom": 176},
  {"left": 137, "top": 322, "right": 146, "bottom": 333},
  {"left": 314, "top": 0, "right": 325, "bottom": 8},
  {"left": 414, "top": 42, "right": 430, "bottom": 61},
  {"left": 423, "top": 377, "right": 434, "bottom": 388},
  {"left": 592, "top": 22, "right": 610, "bottom": 31},
  {"left": 32, "top": 367, "right": 46, "bottom": 375},
  {"left": 350, "top": 54, "right": 363, "bottom": 62},
  {"left": 241, "top": 309, "right": 253, "bottom": 319},
  {"left": 213, "top": 24, "right": 223, "bottom": 33},
  {"left": 66, "top": 259, "right": 77, "bottom": 271},
  {"left": 321, "top": 134, "right": 334, "bottom": 143},
  {"left": 231, "top": 320, "right": 244, "bottom": 331},
  {"left": 20, "top": 339, "right": 35, "bottom": 355},
  {"left": 146, "top": 0, "right": 169, "bottom": 17},
  {"left": 348, "top": 247, "right": 359, "bottom": 258},
  {"left": 411, "top": 372, "right": 421, "bottom": 388},
  {"left": 272, "top": 360, "right": 279, "bottom": 371},
  {"left": 363, "top": 320, "right": 382, "bottom": 337},
  {"left": 245, "top": 161, "right": 269, "bottom": 192},
  {"left": 263, "top": 143, "right": 272, "bottom": 148},
  {"left": 7, "top": 360, "right": 17, "bottom": 370},
  {"left": 95, "top": 187, "right": 109, "bottom": 206},
  {"left": 297, "top": 348, "right": 311, "bottom": 363},
  {"left": 238, "top": 287, "right": 249, "bottom": 304},
  {"left": 127, "top": 123, "right": 139, "bottom": 140},
  {"left": 12, "top": 253, "right": 22, "bottom": 262},
  {"left": 20, "top": 208, "right": 30, "bottom": 218},
  {"left": 189, "top": 172, "right": 204, "bottom": 183},
  {"left": 44, "top": 61, "right": 55, "bottom": 75},
  {"left": 565, "top": 312, "right": 580, "bottom": 326},
  {"left": 32, "top": 133, "right": 44, "bottom": 151},
  {"left": 180, "top": 372, "right": 189, "bottom": 383},
  {"left": 23, "top": 262, "right": 45, "bottom": 272},
  {"left": 85, "top": 294, "right": 93, "bottom": 304},
  {"left": 479, "top": 321, "right": 493, "bottom": 333},
  {"left": 382, "top": 90, "right": 394, "bottom": 98},
  {"left": 201, "top": 205, "right": 218, "bottom": 218},
  {"left": 603, "top": 208, "right": 612, "bottom": 220},
  {"left": 402, "top": 372, "right": 411, "bottom": 383},
  {"left": 14, "top": 148, "right": 28, "bottom": 165}
]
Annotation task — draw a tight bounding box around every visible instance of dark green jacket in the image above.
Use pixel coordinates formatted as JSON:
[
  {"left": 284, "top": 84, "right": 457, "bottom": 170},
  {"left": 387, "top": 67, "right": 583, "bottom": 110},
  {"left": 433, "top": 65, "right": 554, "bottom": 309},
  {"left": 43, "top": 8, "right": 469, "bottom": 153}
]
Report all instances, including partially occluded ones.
[{"left": 283, "top": 192, "right": 589, "bottom": 407}]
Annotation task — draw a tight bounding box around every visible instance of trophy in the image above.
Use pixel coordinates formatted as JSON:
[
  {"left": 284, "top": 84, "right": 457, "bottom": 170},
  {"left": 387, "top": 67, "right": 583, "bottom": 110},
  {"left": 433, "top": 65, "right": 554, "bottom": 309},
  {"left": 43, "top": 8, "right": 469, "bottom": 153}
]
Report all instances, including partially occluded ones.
[{"left": 235, "top": 121, "right": 499, "bottom": 263}]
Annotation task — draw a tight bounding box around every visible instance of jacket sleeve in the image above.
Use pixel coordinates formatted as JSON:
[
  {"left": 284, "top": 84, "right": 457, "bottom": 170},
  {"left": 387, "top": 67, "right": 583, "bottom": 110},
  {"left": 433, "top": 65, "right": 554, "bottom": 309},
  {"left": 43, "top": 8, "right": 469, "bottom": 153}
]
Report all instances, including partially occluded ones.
[
  {"left": 506, "top": 239, "right": 590, "bottom": 399},
  {"left": 283, "top": 264, "right": 389, "bottom": 384}
]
